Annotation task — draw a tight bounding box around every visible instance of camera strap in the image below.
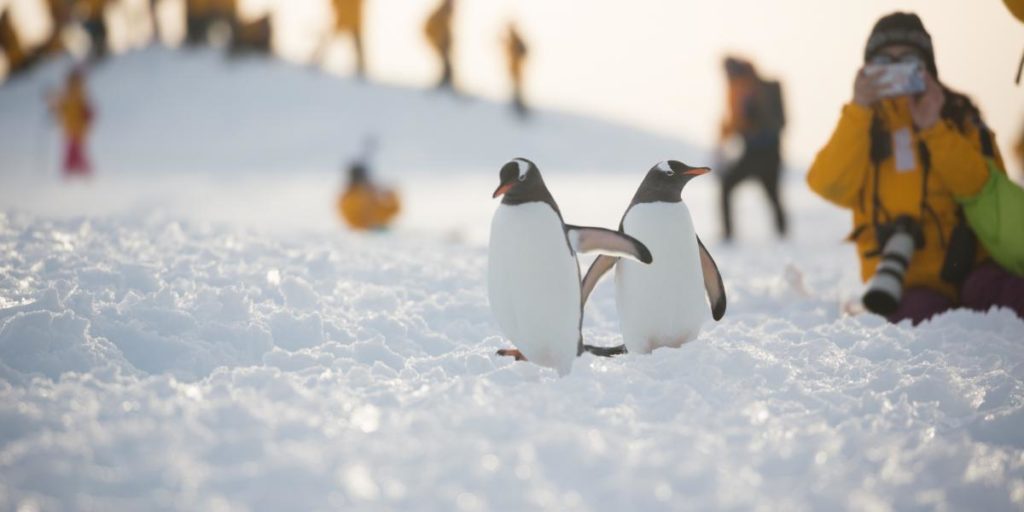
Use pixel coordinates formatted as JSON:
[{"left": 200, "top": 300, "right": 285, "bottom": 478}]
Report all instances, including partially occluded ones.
[
  {"left": 915, "top": 139, "right": 946, "bottom": 248},
  {"left": 866, "top": 110, "right": 946, "bottom": 250}
]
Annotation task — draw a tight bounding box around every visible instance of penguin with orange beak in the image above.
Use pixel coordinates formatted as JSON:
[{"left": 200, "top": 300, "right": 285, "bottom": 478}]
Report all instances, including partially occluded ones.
[
  {"left": 582, "top": 160, "right": 727, "bottom": 355},
  {"left": 488, "top": 158, "right": 653, "bottom": 375}
]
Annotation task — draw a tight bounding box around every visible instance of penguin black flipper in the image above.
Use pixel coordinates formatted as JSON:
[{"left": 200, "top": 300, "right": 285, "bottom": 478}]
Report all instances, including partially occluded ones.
[
  {"left": 564, "top": 225, "right": 653, "bottom": 263},
  {"left": 581, "top": 255, "right": 619, "bottom": 305},
  {"left": 696, "top": 235, "right": 727, "bottom": 321}
]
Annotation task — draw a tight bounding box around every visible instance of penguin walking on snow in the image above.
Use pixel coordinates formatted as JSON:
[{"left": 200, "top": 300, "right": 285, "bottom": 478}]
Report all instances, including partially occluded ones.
[
  {"left": 581, "top": 160, "right": 726, "bottom": 355},
  {"left": 489, "top": 158, "right": 653, "bottom": 375}
]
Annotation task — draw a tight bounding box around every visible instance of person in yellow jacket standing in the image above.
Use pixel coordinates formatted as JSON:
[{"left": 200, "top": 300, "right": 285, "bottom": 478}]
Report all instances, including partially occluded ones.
[
  {"left": 314, "top": 0, "right": 365, "bottom": 77},
  {"left": 50, "top": 68, "right": 95, "bottom": 177},
  {"left": 338, "top": 140, "right": 401, "bottom": 231},
  {"left": 505, "top": 22, "right": 527, "bottom": 117},
  {"left": 807, "top": 12, "right": 1024, "bottom": 324},
  {"left": 424, "top": 0, "right": 454, "bottom": 90}
]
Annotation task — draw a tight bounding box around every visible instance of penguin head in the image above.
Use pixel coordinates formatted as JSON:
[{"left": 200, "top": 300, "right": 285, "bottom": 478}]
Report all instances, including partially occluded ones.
[
  {"left": 633, "top": 160, "right": 710, "bottom": 203},
  {"left": 492, "top": 158, "right": 553, "bottom": 205}
]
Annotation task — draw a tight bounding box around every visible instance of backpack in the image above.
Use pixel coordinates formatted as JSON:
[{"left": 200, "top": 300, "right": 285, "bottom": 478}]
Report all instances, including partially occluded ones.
[
  {"left": 958, "top": 156, "right": 1024, "bottom": 276},
  {"left": 758, "top": 80, "right": 785, "bottom": 133}
]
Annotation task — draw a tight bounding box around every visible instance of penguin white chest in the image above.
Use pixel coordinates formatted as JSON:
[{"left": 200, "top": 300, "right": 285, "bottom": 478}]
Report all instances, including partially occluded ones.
[
  {"left": 488, "top": 203, "right": 582, "bottom": 374},
  {"left": 616, "top": 202, "right": 707, "bottom": 353}
]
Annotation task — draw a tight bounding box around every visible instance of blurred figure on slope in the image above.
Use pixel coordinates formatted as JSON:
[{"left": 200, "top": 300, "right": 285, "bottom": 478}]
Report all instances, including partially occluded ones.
[
  {"left": 314, "top": 0, "right": 365, "bottom": 77},
  {"left": 42, "top": 0, "right": 72, "bottom": 54},
  {"left": 1, "top": 9, "right": 31, "bottom": 78},
  {"left": 49, "top": 67, "right": 95, "bottom": 178},
  {"left": 424, "top": 0, "right": 455, "bottom": 91},
  {"left": 338, "top": 139, "right": 401, "bottom": 231},
  {"left": 184, "top": 0, "right": 235, "bottom": 47},
  {"left": 717, "top": 56, "right": 788, "bottom": 242},
  {"left": 807, "top": 12, "right": 1023, "bottom": 325},
  {"left": 75, "top": 0, "right": 111, "bottom": 60},
  {"left": 505, "top": 22, "right": 528, "bottom": 118},
  {"left": 1, "top": 2, "right": 71, "bottom": 83},
  {"left": 228, "top": 15, "right": 272, "bottom": 57}
]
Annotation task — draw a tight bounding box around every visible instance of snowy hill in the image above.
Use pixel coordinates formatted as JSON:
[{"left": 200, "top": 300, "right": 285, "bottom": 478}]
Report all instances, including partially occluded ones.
[
  {"left": 1, "top": 49, "right": 1024, "bottom": 511},
  {"left": 0, "top": 47, "right": 701, "bottom": 176}
]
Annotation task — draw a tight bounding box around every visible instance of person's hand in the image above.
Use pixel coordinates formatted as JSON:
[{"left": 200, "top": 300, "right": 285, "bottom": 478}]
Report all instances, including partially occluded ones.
[
  {"left": 910, "top": 72, "right": 944, "bottom": 131},
  {"left": 852, "top": 66, "right": 883, "bottom": 107}
]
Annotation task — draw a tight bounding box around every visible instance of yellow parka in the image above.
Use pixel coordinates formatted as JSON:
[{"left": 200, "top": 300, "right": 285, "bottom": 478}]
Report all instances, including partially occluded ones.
[
  {"left": 807, "top": 99, "right": 1006, "bottom": 299},
  {"left": 185, "top": 0, "right": 235, "bottom": 18},
  {"left": 506, "top": 26, "right": 526, "bottom": 85},
  {"left": 53, "top": 80, "right": 92, "bottom": 140},
  {"left": 75, "top": 0, "right": 110, "bottom": 20},
  {"left": 339, "top": 184, "right": 400, "bottom": 230},
  {"left": 332, "top": 0, "right": 363, "bottom": 34},
  {"left": 1, "top": 11, "right": 27, "bottom": 69},
  {"left": 424, "top": 2, "right": 452, "bottom": 53}
]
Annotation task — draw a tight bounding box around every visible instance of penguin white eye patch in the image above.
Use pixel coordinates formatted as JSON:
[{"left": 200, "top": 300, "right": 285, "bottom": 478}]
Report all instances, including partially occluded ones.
[
  {"left": 656, "top": 160, "right": 674, "bottom": 175},
  {"left": 514, "top": 158, "right": 530, "bottom": 180}
]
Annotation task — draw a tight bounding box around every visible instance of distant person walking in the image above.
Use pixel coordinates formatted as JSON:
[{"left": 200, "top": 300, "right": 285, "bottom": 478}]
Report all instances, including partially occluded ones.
[
  {"left": 505, "top": 22, "right": 528, "bottom": 117},
  {"left": 717, "top": 56, "right": 788, "bottom": 241},
  {"left": 424, "top": 0, "right": 454, "bottom": 90},
  {"left": 49, "top": 68, "right": 95, "bottom": 178},
  {"left": 338, "top": 140, "right": 401, "bottom": 230},
  {"left": 183, "top": 0, "right": 236, "bottom": 46},
  {"left": 75, "top": 0, "right": 110, "bottom": 60},
  {"left": 0, "top": 9, "right": 29, "bottom": 77},
  {"left": 315, "top": 0, "right": 365, "bottom": 77}
]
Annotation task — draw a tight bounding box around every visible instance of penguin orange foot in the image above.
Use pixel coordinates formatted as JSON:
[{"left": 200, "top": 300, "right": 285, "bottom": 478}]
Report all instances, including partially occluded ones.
[{"left": 496, "top": 348, "right": 527, "bottom": 361}]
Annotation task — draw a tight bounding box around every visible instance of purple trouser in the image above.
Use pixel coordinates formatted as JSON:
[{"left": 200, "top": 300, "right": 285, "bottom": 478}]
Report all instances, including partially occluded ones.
[{"left": 887, "top": 263, "right": 1024, "bottom": 325}]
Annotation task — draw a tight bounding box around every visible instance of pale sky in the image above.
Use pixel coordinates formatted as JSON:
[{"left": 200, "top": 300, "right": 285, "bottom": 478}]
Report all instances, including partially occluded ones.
[{"left": 3, "top": 0, "right": 1023, "bottom": 169}]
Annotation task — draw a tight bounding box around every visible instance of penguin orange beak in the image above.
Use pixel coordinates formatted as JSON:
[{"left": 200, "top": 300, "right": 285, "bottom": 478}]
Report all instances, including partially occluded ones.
[
  {"left": 684, "top": 167, "right": 711, "bottom": 176},
  {"left": 493, "top": 182, "right": 514, "bottom": 198}
]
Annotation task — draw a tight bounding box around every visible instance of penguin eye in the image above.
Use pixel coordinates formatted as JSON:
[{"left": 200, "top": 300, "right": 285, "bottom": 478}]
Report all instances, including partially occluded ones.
[
  {"left": 664, "top": 169, "right": 675, "bottom": 176},
  {"left": 518, "top": 171, "right": 528, "bottom": 182}
]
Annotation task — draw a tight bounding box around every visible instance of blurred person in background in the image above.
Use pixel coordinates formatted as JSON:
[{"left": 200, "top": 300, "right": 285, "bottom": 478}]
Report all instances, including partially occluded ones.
[
  {"left": 424, "top": 0, "right": 454, "bottom": 91},
  {"left": 717, "top": 56, "right": 788, "bottom": 242},
  {"left": 505, "top": 22, "right": 528, "bottom": 118},
  {"left": 338, "top": 138, "right": 401, "bottom": 231},
  {"left": 227, "top": 15, "right": 272, "bottom": 57},
  {"left": 314, "top": 0, "right": 365, "bottom": 77},
  {"left": 184, "top": 0, "right": 236, "bottom": 46},
  {"left": 49, "top": 67, "right": 95, "bottom": 178},
  {"left": 1, "top": 2, "right": 70, "bottom": 82},
  {"left": 76, "top": 0, "right": 111, "bottom": 60},
  {"left": 1, "top": 8, "right": 30, "bottom": 76},
  {"left": 807, "top": 12, "right": 1024, "bottom": 325},
  {"left": 42, "top": 0, "right": 71, "bottom": 54}
]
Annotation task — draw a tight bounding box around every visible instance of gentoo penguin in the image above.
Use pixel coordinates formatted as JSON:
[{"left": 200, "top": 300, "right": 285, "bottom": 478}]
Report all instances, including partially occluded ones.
[
  {"left": 581, "top": 160, "right": 726, "bottom": 355},
  {"left": 488, "top": 158, "right": 653, "bottom": 375}
]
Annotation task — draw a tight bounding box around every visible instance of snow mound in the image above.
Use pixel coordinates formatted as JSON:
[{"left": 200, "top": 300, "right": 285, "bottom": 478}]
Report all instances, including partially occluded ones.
[{"left": 1, "top": 211, "right": 1023, "bottom": 511}]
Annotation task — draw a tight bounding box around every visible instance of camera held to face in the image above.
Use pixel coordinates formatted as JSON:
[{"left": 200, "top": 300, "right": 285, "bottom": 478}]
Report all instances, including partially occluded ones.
[{"left": 862, "top": 216, "right": 925, "bottom": 315}]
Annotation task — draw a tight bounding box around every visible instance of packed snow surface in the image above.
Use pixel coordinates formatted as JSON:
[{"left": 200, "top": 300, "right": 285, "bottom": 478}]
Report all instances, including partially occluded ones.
[
  {"left": 2, "top": 210, "right": 1024, "bottom": 511},
  {"left": 1, "top": 50, "right": 1024, "bottom": 511}
]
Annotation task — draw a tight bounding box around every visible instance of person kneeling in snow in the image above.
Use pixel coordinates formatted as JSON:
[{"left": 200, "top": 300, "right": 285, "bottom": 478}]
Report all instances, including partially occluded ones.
[
  {"left": 807, "top": 12, "right": 1024, "bottom": 325},
  {"left": 337, "top": 145, "right": 400, "bottom": 231}
]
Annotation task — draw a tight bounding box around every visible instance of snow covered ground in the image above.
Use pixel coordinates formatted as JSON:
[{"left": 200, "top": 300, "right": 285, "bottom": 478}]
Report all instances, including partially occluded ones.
[{"left": 1, "top": 50, "right": 1024, "bottom": 511}]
